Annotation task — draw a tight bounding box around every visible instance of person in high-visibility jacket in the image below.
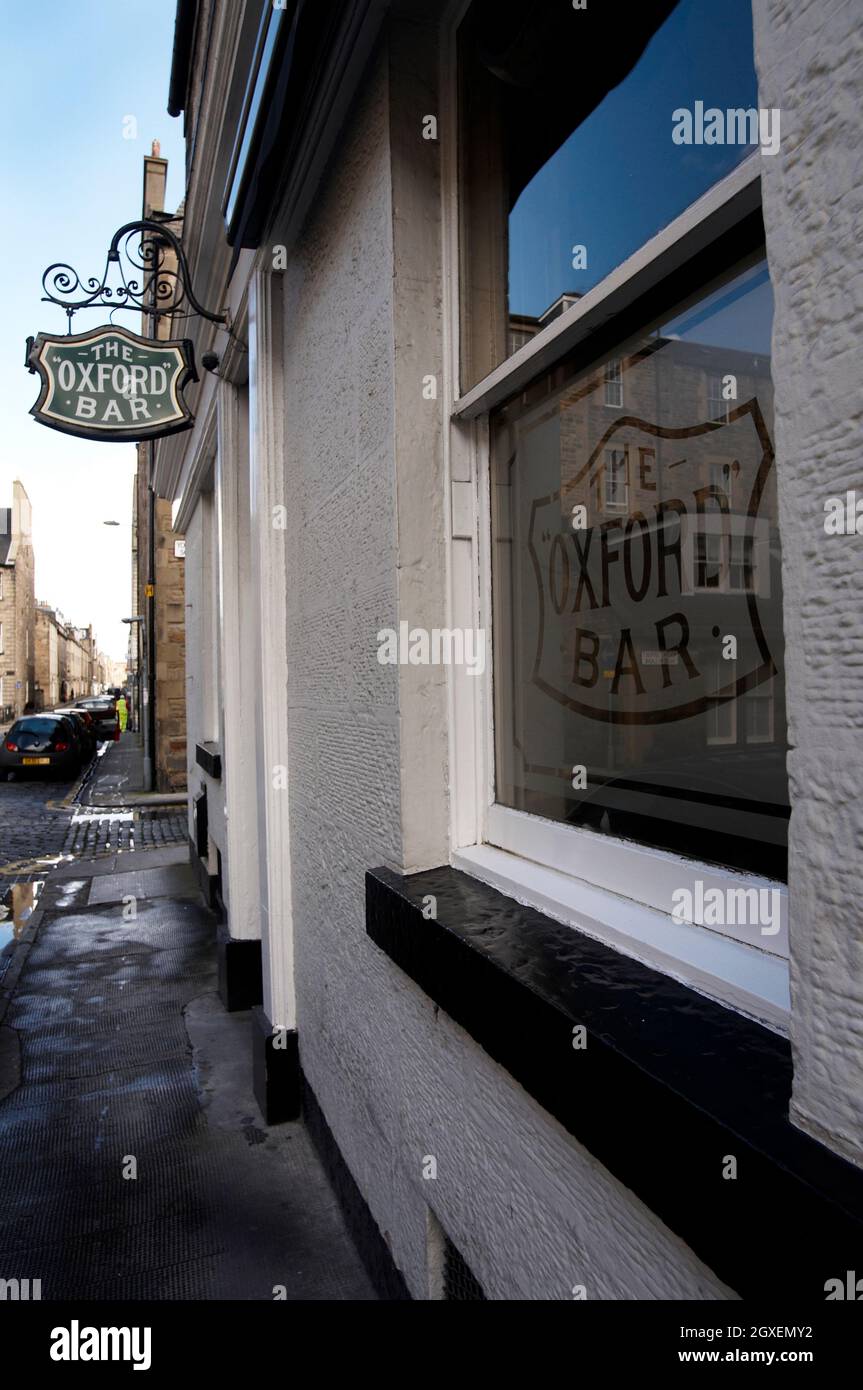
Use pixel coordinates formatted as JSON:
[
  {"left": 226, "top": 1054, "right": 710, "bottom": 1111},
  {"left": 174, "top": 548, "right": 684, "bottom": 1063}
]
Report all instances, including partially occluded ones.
[{"left": 116, "top": 695, "right": 128, "bottom": 733}]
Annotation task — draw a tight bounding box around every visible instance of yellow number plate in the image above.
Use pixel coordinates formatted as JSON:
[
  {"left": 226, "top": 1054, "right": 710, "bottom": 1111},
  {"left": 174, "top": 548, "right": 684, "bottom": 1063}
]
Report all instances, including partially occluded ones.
[{"left": 22, "top": 757, "right": 51, "bottom": 765}]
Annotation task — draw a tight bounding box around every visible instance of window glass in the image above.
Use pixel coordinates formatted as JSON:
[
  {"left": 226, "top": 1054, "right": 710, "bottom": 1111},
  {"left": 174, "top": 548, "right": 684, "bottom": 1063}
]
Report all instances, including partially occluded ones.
[
  {"left": 13, "top": 718, "right": 65, "bottom": 735},
  {"left": 460, "top": 0, "right": 761, "bottom": 388},
  {"left": 490, "top": 255, "right": 788, "bottom": 879}
]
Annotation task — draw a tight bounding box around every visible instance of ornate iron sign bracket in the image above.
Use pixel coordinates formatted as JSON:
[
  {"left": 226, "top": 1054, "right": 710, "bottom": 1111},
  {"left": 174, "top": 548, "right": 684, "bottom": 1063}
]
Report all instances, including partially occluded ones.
[
  {"left": 27, "top": 219, "right": 235, "bottom": 443},
  {"left": 40, "top": 219, "right": 228, "bottom": 333}
]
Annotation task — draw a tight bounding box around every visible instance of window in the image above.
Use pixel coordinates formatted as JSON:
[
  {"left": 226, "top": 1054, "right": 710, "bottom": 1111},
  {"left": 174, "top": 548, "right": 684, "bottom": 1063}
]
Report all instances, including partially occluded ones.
[
  {"left": 489, "top": 255, "right": 787, "bottom": 880},
  {"left": 604, "top": 359, "right": 623, "bottom": 408},
  {"left": 458, "top": 0, "right": 761, "bottom": 388},
  {"left": 604, "top": 448, "right": 628, "bottom": 510},
  {"left": 706, "top": 661, "right": 737, "bottom": 746},
  {"left": 709, "top": 460, "right": 734, "bottom": 504},
  {"left": 451, "top": 0, "right": 788, "bottom": 1017},
  {"left": 707, "top": 373, "right": 730, "bottom": 422},
  {"left": 745, "top": 685, "right": 774, "bottom": 744},
  {"left": 696, "top": 532, "right": 723, "bottom": 590},
  {"left": 729, "top": 533, "right": 754, "bottom": 592},
  {"left": 13, "top": 718, "right": 63, "bottom": 735},
  {"left": 0, "top": 621, "right": 3, "bottom": 654}
]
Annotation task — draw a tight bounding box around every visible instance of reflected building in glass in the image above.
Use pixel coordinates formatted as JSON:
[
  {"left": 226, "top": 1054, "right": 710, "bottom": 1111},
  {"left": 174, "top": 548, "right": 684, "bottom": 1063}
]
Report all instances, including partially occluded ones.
[{"left": 492, "top": 258, "right": 788, "bottom": 878}]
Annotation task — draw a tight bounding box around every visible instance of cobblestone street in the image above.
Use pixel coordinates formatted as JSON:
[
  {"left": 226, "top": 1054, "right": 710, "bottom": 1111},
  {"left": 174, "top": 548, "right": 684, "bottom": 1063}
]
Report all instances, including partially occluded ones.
[
  {"left": 0, "top": 740, "right": 187, "bottom": 900},
  {"left": 0, "top": 772, "right": 72, "bottom": 893}
]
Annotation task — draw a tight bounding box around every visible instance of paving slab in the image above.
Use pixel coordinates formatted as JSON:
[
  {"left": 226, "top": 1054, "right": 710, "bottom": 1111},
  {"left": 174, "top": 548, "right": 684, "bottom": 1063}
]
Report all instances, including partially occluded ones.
[
  {"left": 88, "top": 862, "right": 200, "bottom": 905},
  {"left": 0, "top": 857, "right": 376, "bottom": 1302},
  {"left": 51, "top": 844, "right": 190, "bottom": 879}
]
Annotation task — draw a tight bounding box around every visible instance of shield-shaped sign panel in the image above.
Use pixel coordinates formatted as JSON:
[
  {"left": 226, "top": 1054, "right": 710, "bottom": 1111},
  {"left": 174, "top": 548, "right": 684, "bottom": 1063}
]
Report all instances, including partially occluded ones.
[{"left": 27, "top": 325, "right": 198, "bottom": 443}]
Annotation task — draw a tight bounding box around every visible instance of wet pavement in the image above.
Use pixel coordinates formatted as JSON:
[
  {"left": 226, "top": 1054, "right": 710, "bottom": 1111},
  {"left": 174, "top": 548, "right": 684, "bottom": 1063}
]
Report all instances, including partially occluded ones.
[
  {"left": 0, "top": 735, "right": 186, "bottom": 899},
  {"left": 0, "top": 846, "right": 376, "bottom": 1300}
]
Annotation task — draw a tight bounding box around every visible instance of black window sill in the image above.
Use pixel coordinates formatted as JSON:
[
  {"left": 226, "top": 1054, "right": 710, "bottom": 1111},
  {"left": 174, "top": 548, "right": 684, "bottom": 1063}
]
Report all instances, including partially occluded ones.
[
  {"left": 195, "top": 741, "right": 222, "bottom": 780},
  {"left": 366, "top": 865, "right": 863, "bottom": 1299}
]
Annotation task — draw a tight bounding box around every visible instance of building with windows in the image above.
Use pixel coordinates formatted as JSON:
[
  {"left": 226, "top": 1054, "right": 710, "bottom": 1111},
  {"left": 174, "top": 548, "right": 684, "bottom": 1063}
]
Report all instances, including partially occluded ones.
[
  {"left": 130, "top": 143, "right": 188, "bottom": 791},
  {"left": 155, "top": 0, "right": 863, "bottom": 1298},
  {"left": 0, "top": 481, "right": 36, "bottom": 723},
  {"left": 34, "top": 606, "right": 111, "bottom": 707}
]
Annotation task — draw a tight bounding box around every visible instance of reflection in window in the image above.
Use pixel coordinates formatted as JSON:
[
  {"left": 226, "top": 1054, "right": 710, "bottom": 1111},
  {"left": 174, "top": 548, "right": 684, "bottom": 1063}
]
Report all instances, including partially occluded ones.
[
  {"left": 745, "top": 687, "right": 773, "bottom": 743},
  {"left": 707, "top": 663, "right": 736, "bottom": 746},
  {"left": 729, "top": 534, "right": 754, "bottom": 592},
  {"left": 490, "top": 255, "right": 788, "bottom": 879},
  {"left": 459, "top": 0, "right": 761, "bottom": 387},
  {"left": 707, "top": 373, "right": 731, "bottom": 422},
  {"left": 604, "top": 448, "right": 628, "bottom": 510},
  {"left": 604, "top": 360, "right": 623, "bottom": 408}
]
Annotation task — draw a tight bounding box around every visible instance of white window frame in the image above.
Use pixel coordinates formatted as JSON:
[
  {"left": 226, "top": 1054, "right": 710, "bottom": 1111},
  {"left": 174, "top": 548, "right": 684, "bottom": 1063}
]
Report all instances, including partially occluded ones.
[
  {"left": 709, "top": 457, "right": 734, "bottom": 505},
  {"left": 706, "top": 659, "right": 738, "bottom": 746},
  {"left": 604, "top": 358, "right": 623, "bottom": 408},
  {"left": 707, "top": 372, "right": 731, "bottom": 422},
  {"left": 440, "top": 5, "right": 787, "bottom": 1030},
  {"left": 603, "top": 446, "right": 628, "bottom": 511},
  {"left": 744, "top": 684, "right": 774, "bottom": 745}
]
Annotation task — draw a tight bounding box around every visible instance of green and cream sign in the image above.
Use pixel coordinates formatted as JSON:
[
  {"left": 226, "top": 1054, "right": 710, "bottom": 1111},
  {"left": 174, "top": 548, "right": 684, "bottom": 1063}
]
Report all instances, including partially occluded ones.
[{"left": 26, "top": 324, "right": 197, "bottom": 442}]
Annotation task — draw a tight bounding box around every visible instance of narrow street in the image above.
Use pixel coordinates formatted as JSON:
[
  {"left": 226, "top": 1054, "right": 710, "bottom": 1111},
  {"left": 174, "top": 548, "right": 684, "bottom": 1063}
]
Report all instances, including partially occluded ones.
[
  {"left": 0, "top": 736, "right": 375, "bottom": 1301},
  {"left": 0, "top": 739, "right": 187, "bottom": 901}
]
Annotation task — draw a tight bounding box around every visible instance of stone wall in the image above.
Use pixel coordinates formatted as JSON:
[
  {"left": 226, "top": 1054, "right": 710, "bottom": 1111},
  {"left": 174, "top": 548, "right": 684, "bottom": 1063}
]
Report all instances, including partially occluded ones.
[
  {"left": 281, "top": 28, "right": 733, "bottom": 1300},
  {"left": 754, "top": 0, "right": 863, "bottom": 1165},
  {"left": 0, "top": 484, "right": 35, "bottom": 718},
  {"left": 154, "top": 494, "right": 187, "bottom": 791}
]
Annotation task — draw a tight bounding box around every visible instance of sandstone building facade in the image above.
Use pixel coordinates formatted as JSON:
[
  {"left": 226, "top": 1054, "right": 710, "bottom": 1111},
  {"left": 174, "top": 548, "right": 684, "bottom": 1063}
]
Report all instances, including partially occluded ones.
[
  {"left": 131, "top": 144, "right": 188, "bottom": 791},
  {"left": 0, "top": 482, "right": 36, "bottom": 722}
]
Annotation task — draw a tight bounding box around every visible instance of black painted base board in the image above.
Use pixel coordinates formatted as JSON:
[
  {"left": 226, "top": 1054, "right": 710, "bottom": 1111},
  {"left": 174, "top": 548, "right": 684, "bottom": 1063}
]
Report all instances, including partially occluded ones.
[
  {"left": 216, "top": 929, "right": 263, "bottom": 1013},
  {"left": 252, "top": 1007, "right": 300, "bottom": 1123},
  {"left": 366, "top": 865, "right": 863, "bottom": 1302},
  {"left": 302, "top": 1072, "right": 411, "bottom": 1301}
]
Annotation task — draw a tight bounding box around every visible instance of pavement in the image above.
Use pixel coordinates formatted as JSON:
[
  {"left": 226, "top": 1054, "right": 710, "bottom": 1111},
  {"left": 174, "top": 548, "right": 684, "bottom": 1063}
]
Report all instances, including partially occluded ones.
[{"left": 0, "top": 742, "right": 376, "bottom": 1301}]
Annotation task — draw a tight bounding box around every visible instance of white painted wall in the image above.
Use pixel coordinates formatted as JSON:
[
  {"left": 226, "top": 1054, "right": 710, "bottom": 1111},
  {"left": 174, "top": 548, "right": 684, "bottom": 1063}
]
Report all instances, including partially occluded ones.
[
  {"left": 754, "top": 0, "right": 863, "bottom": 1166},
  {"left": 183, "top": 496, "right": 228, "bottom": 883},
  {"left": 215, "top": 378, "right": 262, "bottom": 941},
  {"left": 280, "top": 34, "right": 734, "bottom": 1299}
]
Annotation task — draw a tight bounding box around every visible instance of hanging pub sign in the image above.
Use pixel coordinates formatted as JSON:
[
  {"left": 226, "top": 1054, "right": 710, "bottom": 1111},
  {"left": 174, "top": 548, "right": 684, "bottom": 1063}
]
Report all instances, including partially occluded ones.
[
  {"left": 26, "top": 325, "right": 197, "bottom": 443},
  {"left": 26, "top": 218, "right": 230, "bottom": 445}
]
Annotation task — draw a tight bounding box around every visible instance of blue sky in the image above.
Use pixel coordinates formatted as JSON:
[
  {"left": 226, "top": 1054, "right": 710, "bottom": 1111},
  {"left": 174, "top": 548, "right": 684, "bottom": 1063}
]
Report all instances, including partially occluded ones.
[
  {"left": 509, "top": 0, "right": 759, "bottom": 319},
  {"left": 0, "top": 0, "right": 185, "bottom": 661}
]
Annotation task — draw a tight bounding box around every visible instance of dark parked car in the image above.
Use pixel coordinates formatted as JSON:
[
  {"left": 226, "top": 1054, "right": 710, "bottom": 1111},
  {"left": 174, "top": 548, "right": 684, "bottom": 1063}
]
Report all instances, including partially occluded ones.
[
  {"left": 74, "top": 697, "right": 120, "bottom": 741},
  {"left": 1, "top": 714, "right": 83, "bottom": 780},
  {"left": 53, "top": 707, "right": 97, "bottom": 758}
]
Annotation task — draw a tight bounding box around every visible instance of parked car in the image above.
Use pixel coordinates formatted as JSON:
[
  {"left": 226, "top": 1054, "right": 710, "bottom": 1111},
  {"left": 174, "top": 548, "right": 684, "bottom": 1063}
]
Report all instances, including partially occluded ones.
[
  {"left": 73, "top": 697, "right": 120, "bottom": 741},
  {"left": 53, "top": 707, "right": 97, "bottom": 758},
  {"left": 1, "top": 714, "right": 83, "bottom": 780}
]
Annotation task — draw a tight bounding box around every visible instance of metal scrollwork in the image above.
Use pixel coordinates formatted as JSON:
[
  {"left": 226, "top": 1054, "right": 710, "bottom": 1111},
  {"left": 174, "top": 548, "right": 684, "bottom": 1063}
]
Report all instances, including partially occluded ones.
[{"left": 40, "top": 220, "right": 227, "bottom": 330}]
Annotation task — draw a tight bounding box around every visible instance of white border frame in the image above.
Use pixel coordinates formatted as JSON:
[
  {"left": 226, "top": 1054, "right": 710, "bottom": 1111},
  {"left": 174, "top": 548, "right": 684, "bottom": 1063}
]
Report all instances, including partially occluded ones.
[{"left": 439, "top": 5, "right": 789, "bottom": 1028}]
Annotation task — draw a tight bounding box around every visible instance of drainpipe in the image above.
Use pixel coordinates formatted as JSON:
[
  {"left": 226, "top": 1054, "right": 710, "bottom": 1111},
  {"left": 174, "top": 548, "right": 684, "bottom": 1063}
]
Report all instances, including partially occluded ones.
[{"left": 145, "top": 445, "right": 156, "bottom": 792}]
